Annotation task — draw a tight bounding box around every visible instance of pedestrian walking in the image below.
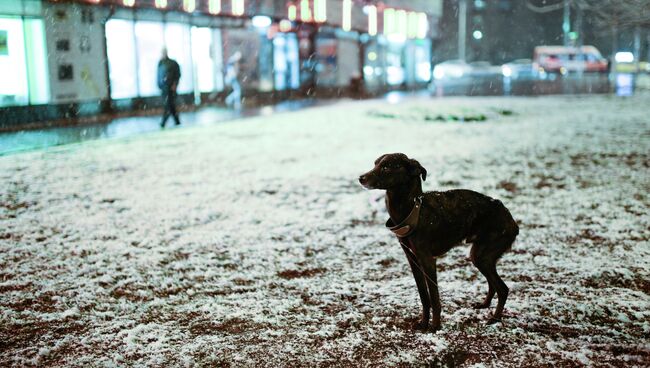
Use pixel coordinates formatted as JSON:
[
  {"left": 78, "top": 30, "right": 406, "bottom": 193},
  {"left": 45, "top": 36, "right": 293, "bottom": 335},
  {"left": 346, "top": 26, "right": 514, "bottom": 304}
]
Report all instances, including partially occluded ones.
[
  {"left": 225, "top": 51, "right": 242, "bottom": 110},
  {"left": 157, "top": 49, "right": 182, "bottom": 127}
]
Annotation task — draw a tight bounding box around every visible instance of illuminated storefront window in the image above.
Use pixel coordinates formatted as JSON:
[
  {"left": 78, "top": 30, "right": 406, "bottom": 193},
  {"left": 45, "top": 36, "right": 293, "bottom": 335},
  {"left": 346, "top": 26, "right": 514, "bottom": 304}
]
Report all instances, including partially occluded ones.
[
  {"left": 273, "top": 33, "right": 299, "bottom": 90},
  {"left": 300, "top": 0, "right": 311, "bottom": 22},
  {"left": 367, "top": 5, "right": 377, "bottom": 36},
  {"left": 0, "top": 16, "right": 49, "bottom": 107},
  {"left": 105, "top": 19, "right": 138, "bottom": 99},
  {"left": 183, "top": 0, "right": 196, "bottom": 13},
  {"left": 314, "top": 0, "right": 326, "bottom": 23},
  {"left": 342, "top": 0, "right": 351, "bottom": 31},
  {"left": 232, "top": 0, "right": 244, "bottom": 16},
  {"left": 134, "top": 21, "right": 165, "bottom": 97},
  {"left": 396, "top": 9, "right": 407, "bottom": 39},
  {"left": 288, "top": 3, "right": 297, "bottom": 21},
  {"left": 417, "top": 13, "right": 429, "bottom": 39},
  {"left": 383, "top": 8, "right": 395, "bottom": 35},
  {"left": 208, "top": 0, "right": 221, "bottom": 15},
  {"left": 407, "top": 12, "right": 418, "bottom": 39}
]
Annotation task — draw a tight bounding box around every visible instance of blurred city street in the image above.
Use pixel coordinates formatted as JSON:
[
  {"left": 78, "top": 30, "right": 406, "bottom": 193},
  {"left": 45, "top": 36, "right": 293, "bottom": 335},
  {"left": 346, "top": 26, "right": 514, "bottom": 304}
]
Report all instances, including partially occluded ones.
[
  {"left": 2, "top": 0, "right": 650, "bottom": 366},
  {"left": 1, "top": 94, "right": 648, "bottom": 366}
]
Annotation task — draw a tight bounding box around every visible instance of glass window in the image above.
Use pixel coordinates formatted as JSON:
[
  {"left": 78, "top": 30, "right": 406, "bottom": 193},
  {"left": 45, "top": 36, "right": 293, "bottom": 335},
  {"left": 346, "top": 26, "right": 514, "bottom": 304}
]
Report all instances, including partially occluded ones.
[
  {"left": 135, "top": 21, "right": 165, "bottom": 97},
  {"left": 165, "top": 22, "right": 193, "bottom": 94},
  {"left": 105, "top": 19, "right": 138, "bottom": 99},
  {"left": 0, "top": 17, "right": 29, "bottom": 107},
  {"left": 23, "top": 18, "right": 49, "bottom": 105},
  {"left": 191, "top": 27, "right": 214, "bottom": 93}
]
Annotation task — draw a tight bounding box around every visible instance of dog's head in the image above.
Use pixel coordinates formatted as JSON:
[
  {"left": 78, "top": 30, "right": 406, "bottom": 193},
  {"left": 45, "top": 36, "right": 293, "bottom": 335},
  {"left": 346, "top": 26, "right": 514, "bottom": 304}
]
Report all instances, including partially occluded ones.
[{"left": 359, "top": 153, "right": 427, "bottom": 190}]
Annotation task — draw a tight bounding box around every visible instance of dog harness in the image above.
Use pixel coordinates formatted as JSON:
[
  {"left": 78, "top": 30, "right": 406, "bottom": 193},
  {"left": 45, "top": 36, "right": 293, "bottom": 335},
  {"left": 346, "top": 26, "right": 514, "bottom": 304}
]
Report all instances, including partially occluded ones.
[{"left": 385, "top": 196, "right": 423, "bottom": 238}]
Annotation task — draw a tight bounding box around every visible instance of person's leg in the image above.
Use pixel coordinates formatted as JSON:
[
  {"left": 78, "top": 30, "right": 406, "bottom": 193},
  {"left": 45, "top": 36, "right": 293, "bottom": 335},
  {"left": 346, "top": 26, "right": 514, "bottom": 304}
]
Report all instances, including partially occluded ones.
[
  {"left": 170, "top": 90, "right": 180, "bottom": 125},
  {"left": 233, "top": 80, "right": 242, "bottom": 110},
  {"left": 161, "top": 91, "right": 170, "bottom": 127}
]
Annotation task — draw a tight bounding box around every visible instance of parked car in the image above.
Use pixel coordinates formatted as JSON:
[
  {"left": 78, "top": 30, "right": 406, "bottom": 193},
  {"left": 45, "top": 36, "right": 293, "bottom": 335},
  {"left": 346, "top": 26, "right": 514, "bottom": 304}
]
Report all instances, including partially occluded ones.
[
  {"left": 533, "top": 45, "right": 608, "bottom": 74},
  {"left": 501, "top": 58, "right": 538, "bottom": 79},
  {"left": 433, "top": 59, "right": 472, "bottom": 80},
  {"left": 468, "top": 61, "right": 501, "bottom": 77}
]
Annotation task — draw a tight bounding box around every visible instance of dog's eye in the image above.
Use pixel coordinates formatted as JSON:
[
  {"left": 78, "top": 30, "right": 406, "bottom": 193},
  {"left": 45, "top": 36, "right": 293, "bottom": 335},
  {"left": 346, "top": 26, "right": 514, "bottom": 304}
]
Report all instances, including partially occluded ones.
[{"left": 381, "top": 166, "right": 391, "bottom": 172}]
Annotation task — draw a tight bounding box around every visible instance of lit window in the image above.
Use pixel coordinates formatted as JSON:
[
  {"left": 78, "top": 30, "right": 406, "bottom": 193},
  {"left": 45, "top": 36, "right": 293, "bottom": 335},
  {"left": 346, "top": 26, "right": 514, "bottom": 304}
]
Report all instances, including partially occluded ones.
[
  {"left": 106, "top": 19, "right": 138, "bottom": 99},
  {"left": 417, "top": 13, "right": 428, "bottom": 39},
  {"left": 367, "top": 5, "right": 377, "bottom": 36},
  {"left": 123, "top": 0, "right": 135, "bottom": 6},
  {"left": 232, "top": 0, "right": 245, "bottom": 16},
  {"left": 407, "top": 12, "right": 418, "bottom": 38},
  {"left": 396, "top": 9, "right": 407, "bottom": 38},
  {"left": 342, "top": 0, "right": 352, "bottom": 31},
  {"left": 209, "top": 0, "right": 221, "bottom": 14},
  {"left": 300, "top": 0, "right": 312, "bottom": 22},
  {"left": 183, "top": 0, "right": 196, "bottom": 12},
  {"left": 288, "top": 4, "right": 297, "bottom": 21},
  {"left": 314, "top": 0, "right": 326, "bottom": 22},
  {"left": 155, "top": 0, "right": 167, "bottom": 8},
  {"left": 383, "top": 8, "right": 395, "bottom": 35}
]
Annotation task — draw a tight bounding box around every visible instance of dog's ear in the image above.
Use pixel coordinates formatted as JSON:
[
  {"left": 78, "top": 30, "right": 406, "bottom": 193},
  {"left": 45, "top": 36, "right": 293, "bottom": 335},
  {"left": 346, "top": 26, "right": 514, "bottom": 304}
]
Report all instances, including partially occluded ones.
[
  {"left": 409, "top": 159, "right": 427, "bottom": 181},
  {"left": 374, "top": 154, "right": 387, "bottom": 166}
]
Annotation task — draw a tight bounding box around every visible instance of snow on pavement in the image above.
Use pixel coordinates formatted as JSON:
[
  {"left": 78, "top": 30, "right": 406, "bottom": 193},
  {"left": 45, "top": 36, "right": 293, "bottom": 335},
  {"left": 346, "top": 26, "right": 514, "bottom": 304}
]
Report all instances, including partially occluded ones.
[{"left": 1, "top": 95, "right": 649, "bottom": 367}]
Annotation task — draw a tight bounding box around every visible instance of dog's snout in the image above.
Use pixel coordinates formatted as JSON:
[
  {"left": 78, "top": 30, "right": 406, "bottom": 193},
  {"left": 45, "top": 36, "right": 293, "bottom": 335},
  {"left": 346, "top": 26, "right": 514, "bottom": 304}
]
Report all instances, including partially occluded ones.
[{"left": 359, "top": 175, "right": 367, "bottom": 184}]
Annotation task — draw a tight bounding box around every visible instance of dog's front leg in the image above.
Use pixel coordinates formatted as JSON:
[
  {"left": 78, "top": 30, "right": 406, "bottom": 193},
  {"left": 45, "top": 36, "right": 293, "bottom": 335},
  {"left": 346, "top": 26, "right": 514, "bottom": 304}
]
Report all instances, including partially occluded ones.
[
  {"left": 404, "top": 254, "right": 431, "bottom": 331},
  {"left": 419, "top": 256, "right": 441, "bottom": 331}
]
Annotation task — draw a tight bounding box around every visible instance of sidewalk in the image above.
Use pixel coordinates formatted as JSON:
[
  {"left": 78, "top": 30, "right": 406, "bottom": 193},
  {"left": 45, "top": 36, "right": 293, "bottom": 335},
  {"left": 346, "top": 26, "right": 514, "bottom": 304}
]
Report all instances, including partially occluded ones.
[{"left": 0, "top": 98, "right": 335, "bottom": 155}]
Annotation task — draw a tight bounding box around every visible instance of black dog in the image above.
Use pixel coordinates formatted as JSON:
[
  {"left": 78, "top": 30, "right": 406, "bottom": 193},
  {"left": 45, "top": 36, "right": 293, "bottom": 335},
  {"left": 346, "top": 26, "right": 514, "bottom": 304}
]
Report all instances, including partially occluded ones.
[{"left": 359, "top": 153, "right": 519, "bottom": 331}]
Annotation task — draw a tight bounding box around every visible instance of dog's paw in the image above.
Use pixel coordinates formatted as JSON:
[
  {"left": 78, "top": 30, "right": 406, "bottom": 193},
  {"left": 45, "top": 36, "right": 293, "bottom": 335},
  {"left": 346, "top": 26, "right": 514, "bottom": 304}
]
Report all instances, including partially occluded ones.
[
  {"left": 486, "top": 317, "right": 501, "bottom": 325},
  {"left": 428, "top": 324, "right": 441, "bottom": 333},
  {"left": 411, "top": 319, "right": 429, "bottom": 331},
  {"left": 472, "top": 302, "right": 491, "bottom": 309}
]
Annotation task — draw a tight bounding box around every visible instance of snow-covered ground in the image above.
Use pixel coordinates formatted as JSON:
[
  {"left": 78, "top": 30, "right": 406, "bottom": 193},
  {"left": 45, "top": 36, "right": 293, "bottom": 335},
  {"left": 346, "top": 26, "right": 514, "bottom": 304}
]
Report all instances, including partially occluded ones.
[{"left": 1, "top": 95, "right": 649, "bottom": 367}]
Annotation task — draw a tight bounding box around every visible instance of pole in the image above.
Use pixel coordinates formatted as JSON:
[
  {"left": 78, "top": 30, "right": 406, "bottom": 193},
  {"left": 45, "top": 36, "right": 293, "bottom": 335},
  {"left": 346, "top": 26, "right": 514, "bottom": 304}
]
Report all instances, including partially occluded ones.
[
  {"left": 458, "top": 0, "right": 466, "bottom": 61},
  {"left": 562, "top": 0, "right": 570, "bottom": 46},
  {"left": 633, "top": 25, "right": 641, "bottom": 72}
]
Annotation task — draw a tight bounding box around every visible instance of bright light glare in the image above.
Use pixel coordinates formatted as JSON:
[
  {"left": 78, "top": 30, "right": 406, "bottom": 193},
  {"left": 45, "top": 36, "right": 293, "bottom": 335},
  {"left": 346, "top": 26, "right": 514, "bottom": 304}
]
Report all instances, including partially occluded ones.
[
  {"left": 252, "top": 15, "right": 272, "bottom": 28},
  {"left": 417, "top": 62, "right": 431, "bottom": 81},
  {"left": 368, "top": 52, "right": 377, "bottom": 61},
  {"left": 502, "top": 65, "right": 512, "bottom": 77},
  {"left": 615, "top": 51, "right": 634, "bottom": 63},
  {"left": 472, "top": 30, "right": 483, "bottom": 40},
  {"left": 363, "top": 66, "right": 374, "bottom": 76},
  {"left": 279, "top": 19, "right": 292, "bottom": 32},
  {"left": 433, "top": 66, "right": 444, "bottom": 80}
]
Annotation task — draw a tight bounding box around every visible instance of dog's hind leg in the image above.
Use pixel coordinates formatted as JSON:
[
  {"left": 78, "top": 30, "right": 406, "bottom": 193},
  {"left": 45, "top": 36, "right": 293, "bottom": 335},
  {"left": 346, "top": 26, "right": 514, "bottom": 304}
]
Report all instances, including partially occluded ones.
[
  {"left": 474, "top": 235, "right": 515, "bottom": 323},
  {"left": 404, "top": 255, "right": 431, "bottom": 330},
  {"left": 469, "top": 244, "right": 495, "bottom": 309}
]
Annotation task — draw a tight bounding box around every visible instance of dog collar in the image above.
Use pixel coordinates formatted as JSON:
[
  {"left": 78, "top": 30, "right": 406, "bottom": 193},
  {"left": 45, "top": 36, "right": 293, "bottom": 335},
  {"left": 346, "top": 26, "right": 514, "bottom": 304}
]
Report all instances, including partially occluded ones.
[{"left": 385, "top": 196, "right": 423, "bottom": 238}]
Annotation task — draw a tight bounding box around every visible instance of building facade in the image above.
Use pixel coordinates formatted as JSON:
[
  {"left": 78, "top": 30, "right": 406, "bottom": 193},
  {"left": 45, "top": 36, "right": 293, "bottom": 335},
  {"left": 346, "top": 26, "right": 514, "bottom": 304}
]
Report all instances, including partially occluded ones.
[{"left": 0, "top": 0, "right": 442, "bottom": 128}]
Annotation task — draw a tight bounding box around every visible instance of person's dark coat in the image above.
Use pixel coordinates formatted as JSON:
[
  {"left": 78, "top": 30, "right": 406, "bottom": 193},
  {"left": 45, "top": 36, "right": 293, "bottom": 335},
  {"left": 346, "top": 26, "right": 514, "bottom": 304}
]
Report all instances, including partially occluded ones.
[{"left": 157, "top": 57, "right": 181, "bottom": 92}]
